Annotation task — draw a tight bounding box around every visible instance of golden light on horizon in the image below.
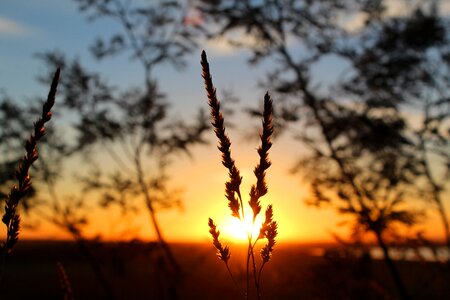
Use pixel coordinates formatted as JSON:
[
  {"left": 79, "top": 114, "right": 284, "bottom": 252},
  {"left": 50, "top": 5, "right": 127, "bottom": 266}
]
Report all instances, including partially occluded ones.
[{"left": 220, "top": 206, "right": 264, "bottom": 243}]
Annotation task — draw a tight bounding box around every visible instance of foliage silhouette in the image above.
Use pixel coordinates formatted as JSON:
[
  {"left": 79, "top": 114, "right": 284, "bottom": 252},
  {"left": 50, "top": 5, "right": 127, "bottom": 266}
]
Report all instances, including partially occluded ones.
[
  {"left": 198, "top": 0, "right": 450, "bottom": 299},
  {"left": 1, "top": 1, "right": 209, "bottom": 299}
]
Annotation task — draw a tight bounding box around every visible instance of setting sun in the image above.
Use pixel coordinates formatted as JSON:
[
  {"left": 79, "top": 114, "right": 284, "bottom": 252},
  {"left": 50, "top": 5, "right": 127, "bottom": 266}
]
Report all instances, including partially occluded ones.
[{"left": 221, "top": 208, "right": 264, "bottom": 242}]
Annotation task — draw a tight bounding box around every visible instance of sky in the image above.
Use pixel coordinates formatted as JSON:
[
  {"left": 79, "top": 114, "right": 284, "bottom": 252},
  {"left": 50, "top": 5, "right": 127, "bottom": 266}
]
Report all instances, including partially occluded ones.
[{"left": 0, "top": 0, "right": 448, "bottom": 244}]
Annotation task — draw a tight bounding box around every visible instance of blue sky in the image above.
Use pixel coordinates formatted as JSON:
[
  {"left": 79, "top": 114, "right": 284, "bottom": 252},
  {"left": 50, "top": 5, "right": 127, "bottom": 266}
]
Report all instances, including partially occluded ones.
[
  {"left": 1, "top": 1, "right": 97, "bottom": 96},
  {"left": 2, "top": 0, "right": 449, "bottom": 111},
  {"left": 0, "top": 0, "right": 267, "bottom": 115},
  {"left": 0, "top": 0, "right": 352, "bottom": 117}
]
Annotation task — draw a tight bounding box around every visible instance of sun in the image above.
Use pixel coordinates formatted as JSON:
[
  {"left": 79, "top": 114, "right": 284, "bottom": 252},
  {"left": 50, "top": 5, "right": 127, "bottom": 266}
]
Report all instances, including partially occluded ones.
[{"left": 221, "top": 207, "right": 263, "bottom": 242}]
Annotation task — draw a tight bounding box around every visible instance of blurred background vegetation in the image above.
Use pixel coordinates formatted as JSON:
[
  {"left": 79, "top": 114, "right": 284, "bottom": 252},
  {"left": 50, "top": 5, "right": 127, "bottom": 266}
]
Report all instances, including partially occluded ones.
[{"left": 0, "top": 0, "right": 449, "bottom": 299}]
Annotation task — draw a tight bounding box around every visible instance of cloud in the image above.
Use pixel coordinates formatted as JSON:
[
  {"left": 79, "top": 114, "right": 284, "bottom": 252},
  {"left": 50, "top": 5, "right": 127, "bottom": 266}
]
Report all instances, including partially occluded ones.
[
  {"left": 339, "top": 12, "right": 368, "bottom": 33},
  {"left": 340, "top": 0, "right": 450, "bottom": 33},
  {"left": 384, "top": 0, "right": 450, "bottom": 16},
  {"left": 0, "top": 16, "right": 32, "bottom": 37},
  {"left": 339, "top": 1, "right": 413, "bottom": 33},
  {"left": 384, "top": 0, "right": 411, "bottom": 17},
  {"left": 440, "top": 1, "right": 450, "bottom": 15},
  {"left": 203, "top": 28, "right": 291, "bottom": 56},
  {"left": 204, "top": 37, "right": 237, "bottom": 56},
  {"left": 203, "top": 31, "right": 258, "bottom": 57}
]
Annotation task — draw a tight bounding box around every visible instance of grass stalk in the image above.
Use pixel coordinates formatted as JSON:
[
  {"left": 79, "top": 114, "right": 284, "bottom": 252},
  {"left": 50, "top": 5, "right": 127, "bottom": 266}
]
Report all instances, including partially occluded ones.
[
  {"left": 202, "top": 50, "right": 277, "bottom": 299},
  {"left": 57, "top": 262, "right": 74, "bottom": 300},
  {"left": 0, "top": 68, "right": 59, "bottom": 281}
]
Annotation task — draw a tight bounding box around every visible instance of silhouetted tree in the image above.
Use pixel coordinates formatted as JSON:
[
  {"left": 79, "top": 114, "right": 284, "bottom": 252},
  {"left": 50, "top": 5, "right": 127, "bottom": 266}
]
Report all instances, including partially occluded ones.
[
  {"left": 197, "top": 0, "right": 450, "bottom": 299},
  {"left": 62, "top": 0, "right": 208, "bottom": 279},
  {"left": 335, "top": 5, "right": 450, "bottom": 250},
  {"left": 1, "top": 0, "right": 208, "bottom": 299}
]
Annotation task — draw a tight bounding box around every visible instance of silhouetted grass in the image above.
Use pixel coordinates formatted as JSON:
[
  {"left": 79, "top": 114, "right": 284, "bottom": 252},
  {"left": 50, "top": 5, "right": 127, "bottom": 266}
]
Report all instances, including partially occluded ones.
[
  {"left": 0, "top": 68, "right": 59, "bottom": 282},
  {"left": 202, "top": 50, "right": 277, "bottom": 300}
]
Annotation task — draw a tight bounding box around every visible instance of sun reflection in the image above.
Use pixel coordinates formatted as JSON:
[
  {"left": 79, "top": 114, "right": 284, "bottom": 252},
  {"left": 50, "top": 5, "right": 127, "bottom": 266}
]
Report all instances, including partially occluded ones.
[{"left": 221, "top": 207, "right": 263, "bottom": 242}]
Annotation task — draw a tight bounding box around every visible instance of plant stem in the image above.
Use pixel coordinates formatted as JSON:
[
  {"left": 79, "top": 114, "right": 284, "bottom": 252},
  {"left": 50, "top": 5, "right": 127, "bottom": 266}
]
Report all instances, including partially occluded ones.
[
  {"left": 419, "top": 136, "right": 450, "bottom": 251},
  {"left": 73, "top": 232, "right": 117, "bottom": 300},
  {"left": 246, "top": 241, "right": 250, "bottom": 299},
  {"left": 246, "top": 221, "right": 261, "bottom": 300},
  {"left": 250, "top": 245, "right": 260, "bottom": 300},
  {"left": 225, "top": 262, "right": 242, "bottom": 295},
  {"left": 257, "top": 261, "right": 267, "bottom": 293},
  {"left": 375, "top": 231, "right": 410, "bottom": 300},
  {"left": 135, "top": 146, "right": 179, "bottom": 271}
]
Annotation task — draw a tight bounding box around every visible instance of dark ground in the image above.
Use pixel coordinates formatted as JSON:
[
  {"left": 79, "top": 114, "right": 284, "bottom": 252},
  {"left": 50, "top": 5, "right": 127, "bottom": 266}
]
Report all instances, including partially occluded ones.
[{"left": 0, "top": 241, "right": 448, "bottom": 299}]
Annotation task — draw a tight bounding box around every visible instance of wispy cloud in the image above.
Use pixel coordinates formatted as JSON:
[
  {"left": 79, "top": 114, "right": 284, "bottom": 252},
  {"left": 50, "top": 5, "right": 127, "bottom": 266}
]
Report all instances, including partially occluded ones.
[
  {"left": 383, "top": 0, "right": 450, "bottom": 17},
  {"left": 203, "top": 29, "right": 285, "bottom": 56},
  {"left": 340, "top": 0, "right": 450, "bottom": 33},
  {"left": 0, "top": 16, "right": 33, "bottom": 37},
  {"left": 339, "top": 12, "right": 368, "bottom": 33},
  {"left": 204, "top": 37, "right": 235, "bottom": 55},
  {"left": 441, "top": 1, "right": 450, "bottom": 14}
]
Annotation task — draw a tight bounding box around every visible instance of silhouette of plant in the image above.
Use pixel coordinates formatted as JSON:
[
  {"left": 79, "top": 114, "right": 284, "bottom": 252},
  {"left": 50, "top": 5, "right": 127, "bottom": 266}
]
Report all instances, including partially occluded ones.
[
  {"left": 1, "top": 1, "right": 209, "bottom": 298},
  {"left": 0, "top": 68, "right": 59, "bottom": 277},
  {"left": 42, "top": 1, "right": 210, "bottom": 298},
  {"left": 196, "top": 1, "right": 450, "bottom": 299},
  {"left": 57, "top": 262, "right": 74, "bottom": 300},
  {"left": 202, "top": 50, "right": 277, "bottom": 300},
  {"left": 57, "top": 3, "right": 208, "bottom": 280},
  {"left": 335, "top": 6, "right": 450, "bottom": 252}
]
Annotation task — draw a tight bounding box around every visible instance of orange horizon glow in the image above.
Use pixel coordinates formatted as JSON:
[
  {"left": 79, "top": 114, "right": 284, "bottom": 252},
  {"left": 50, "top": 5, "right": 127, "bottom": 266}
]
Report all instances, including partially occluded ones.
[{"left": 2, "top": 133, "right": 448, "bottom": 246}]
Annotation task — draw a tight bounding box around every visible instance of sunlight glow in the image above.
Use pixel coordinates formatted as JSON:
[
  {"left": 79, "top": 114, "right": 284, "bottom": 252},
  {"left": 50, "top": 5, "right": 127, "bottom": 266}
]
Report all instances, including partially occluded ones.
[{"left": 221, "top": 207, "right": 263, "bottom": 242}]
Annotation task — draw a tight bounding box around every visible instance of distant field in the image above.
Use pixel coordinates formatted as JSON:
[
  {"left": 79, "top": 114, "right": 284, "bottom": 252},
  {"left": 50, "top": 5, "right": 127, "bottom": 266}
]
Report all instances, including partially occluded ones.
[{"left": 0, "top": 241, "right": 448, "bottom": 299}]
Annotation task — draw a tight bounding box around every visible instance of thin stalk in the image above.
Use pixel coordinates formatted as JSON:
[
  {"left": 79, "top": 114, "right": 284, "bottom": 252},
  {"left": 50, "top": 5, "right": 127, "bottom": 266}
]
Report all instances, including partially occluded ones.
[
  {"left": 225, "top": 262, "right": 242, "bottom": 295},
  {"left": 250, "top": 230, "right": 260, "bottom": 299},
  {"left": 375, "top": 232, "right": 410, "bottom": 300},
  {"left": 0, "top": 68, "right": 59, "bottom": 282},
  {"left": 249, "top": 241, "right": 260, "bottom": 300},
  {"left": 419, "top": 103, "right": 450, "bottom": 250},
  {"left": 257, "top": 261, "right": 267, "bottom": 292},
  {"left": 245, "top": 220, "right": 261, "bottom": 300},
  {"left": 72, "top": 231, "right": 117, "bottom": 300},
  {"left": 135, "top": 146, "right": 179, "bottom": 300},
  {"left": 134, "top": 144, "right": 179, "bottom": 272},
  {"left": 423, "top": 148, "right": 450, "bottom": 249},
  {"left": 246, "top": 239, "right": 251, "bottom": 299}
]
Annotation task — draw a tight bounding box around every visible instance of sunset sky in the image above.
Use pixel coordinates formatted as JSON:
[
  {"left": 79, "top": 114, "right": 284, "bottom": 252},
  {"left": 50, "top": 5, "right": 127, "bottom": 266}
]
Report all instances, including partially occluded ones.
[{"left": 1, "top": 0, "right": 448, "bottom": 244}]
